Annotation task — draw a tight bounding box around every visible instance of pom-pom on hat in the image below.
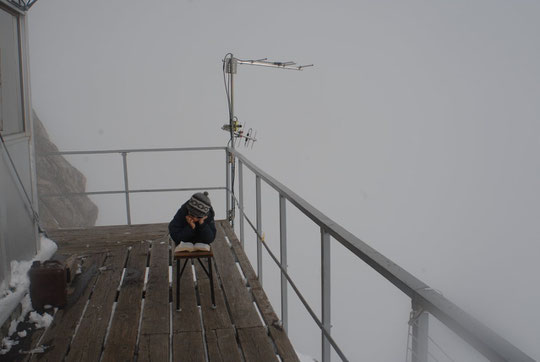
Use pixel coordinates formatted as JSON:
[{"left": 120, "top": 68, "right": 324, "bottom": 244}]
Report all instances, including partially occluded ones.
[{"left": 187, "top": 191, "right": 212, "bottom": 218}]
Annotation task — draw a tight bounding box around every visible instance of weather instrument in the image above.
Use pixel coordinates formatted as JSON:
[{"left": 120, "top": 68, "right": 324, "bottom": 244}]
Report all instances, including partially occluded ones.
[
  {"left": 221, "top": 53, "right": 313, "bottom": 225},
  {"left": 221, "top": 53, "right": 313, "bottom": 149},
  {"left": 221, "top": 121, "right": 257, "bottom": 149}
]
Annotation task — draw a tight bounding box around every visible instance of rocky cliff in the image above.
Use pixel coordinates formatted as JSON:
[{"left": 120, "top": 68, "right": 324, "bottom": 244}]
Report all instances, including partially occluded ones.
[{"left": 34, "top": 112, "right": 98, "bottom": 229}]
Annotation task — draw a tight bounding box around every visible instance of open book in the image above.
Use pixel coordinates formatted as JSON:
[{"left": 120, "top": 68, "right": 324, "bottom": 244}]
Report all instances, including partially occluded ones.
[{"left": 174, "top": 242, "right": 211, "bottom": 253}]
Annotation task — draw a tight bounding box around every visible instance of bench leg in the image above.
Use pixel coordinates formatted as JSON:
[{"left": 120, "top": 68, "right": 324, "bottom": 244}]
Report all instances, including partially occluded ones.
[
  {"left": 176, "top": 259, "right": 180, "bottom": 311},
  {"left": 209, "top": 257, "right": 216, "bottom": 309}
]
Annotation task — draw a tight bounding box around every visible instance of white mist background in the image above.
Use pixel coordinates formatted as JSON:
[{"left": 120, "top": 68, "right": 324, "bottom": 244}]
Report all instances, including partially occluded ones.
[{"left": 28, "top": 0, "right": 540, "bottom": 361}]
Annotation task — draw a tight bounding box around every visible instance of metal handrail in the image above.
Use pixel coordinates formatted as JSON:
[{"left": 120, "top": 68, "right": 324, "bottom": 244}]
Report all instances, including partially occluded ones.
[
  {"left": 229, "top": 191, "right": 349, "bottom": 361},
  {"left": 41, "top": 147, "right": 226, "bottom": 225},
  {"left": 43, "top": 146, "right": 226, "bottom": 155},
  {"left": 227, "top": 147, "right": 534, "bottom": 362},
  {"left": 41, "top": 146, "right": 534, "bottom": 362}
]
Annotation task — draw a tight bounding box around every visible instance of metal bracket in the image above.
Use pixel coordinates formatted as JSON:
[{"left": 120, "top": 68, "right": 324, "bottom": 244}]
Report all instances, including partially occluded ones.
[{"left": 408, "top": 306, "right": 425, "bottom": 326}]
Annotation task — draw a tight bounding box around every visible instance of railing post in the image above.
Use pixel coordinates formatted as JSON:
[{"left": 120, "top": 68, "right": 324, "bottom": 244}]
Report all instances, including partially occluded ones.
[
  {"left": 279, "top": 194, "right": 288, "bottom": 333},
  {"left": 256, "top": 175, "right": 262, "bottom": 285},
  {"left": 238, "top": 160, "right": 244, "bottom": 248},
  {"left": 225, "top": 150, "right": 230, "bottom": 222},
  {"left": 121, "top": 152, "right": 131, "bottom": 225},
  {"left": 321, "top": 228, "right": 331, "bottom": 362},
  {"left": 411, "top": 301, "right": 429, "bottom": 362}
]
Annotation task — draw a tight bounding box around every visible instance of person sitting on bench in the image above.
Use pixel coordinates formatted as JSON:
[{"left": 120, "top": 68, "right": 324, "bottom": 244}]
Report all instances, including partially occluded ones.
[{"left": 169, "top": 191, "right": 216, "bottom": 252}]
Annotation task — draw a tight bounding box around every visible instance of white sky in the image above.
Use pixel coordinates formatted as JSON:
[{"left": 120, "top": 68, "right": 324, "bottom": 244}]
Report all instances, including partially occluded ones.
[{"left": 28, "top": 0, "right": 540, "bottom": 360}]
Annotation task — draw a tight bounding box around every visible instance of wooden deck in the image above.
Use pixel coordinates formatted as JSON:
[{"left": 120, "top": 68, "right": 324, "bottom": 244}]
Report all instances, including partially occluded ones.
[{"left": 13, "top": 221, "right": 298, "bottom": 362}]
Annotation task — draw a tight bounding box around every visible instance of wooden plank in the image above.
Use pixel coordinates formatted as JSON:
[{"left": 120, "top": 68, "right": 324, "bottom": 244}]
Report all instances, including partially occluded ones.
[
  {"left": 222, "top": 221, "right": 300, "bottom": 362},
  {"left": 211, "top": 225, "right": 262, "bottom": 329},
  {"left": 175, "top": 250, "right": 213, "bottom": 258},
  {"left": 30, "top": 254, "right": 106, "bottom": 362},
  {"left": 137, "top": 333, "right": 169, "bottom": 362},
  {"left": 222, "top": 221, "right": 257, "bottom": 282},
  {"left": 237, "top": 326, "right": 278, "bottom": 362},
  {"left": 101, "top": 242, "right": 149, "bottom": 362},
  {"left": 47, "top": 223, "right": 169, "bottom": 238},
  {"left": 172, "top": 258, "right": 200, "bottom": 333},
  {"left": 194, "top": 260, "right": 232, "bottom": 331},
  {"left": 65, "top": 249, "right": 128, "bottom": 362},
  {"left": 19, "top": 324, "right": 47, "bottom": 362},
  {"left": 47, "top": 225, "right": 169, "bottom": 244},
  {"left": 205, "top": 328, "right": 243, "bottom": 362},
  {"left": 138, "top": 241, "right": 169, "bottom": 357},
  {"left": 172, "top": 331, "right": 205, "bottom": 362}
]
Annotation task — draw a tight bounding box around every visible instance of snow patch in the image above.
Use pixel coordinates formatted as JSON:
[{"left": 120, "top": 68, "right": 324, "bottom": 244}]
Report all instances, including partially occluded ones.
[
  {"left": 17, "top": 330, "right": 27, "bottom": 338},
  {"left": 0, "top": 336, "right": 19, "bottom": 355},
  {"left": 29, "top": 311, "right": 53, "bottom": 329},
  {"left": 20, "top": 345, "right": 47, "bottom": 354},
  {"left": 0, "top": 235, "right": 57, "bottom": 330}
]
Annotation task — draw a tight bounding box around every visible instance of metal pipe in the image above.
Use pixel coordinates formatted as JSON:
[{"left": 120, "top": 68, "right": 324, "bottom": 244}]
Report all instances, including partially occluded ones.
[
  {"left": 44, "top": 146, "right": 226, "bottom": 156},
  {"left": 256, "top": 175, "right": 262, "bottom": 285},
  {"left": 279, "top": 194, "right": 288, "bottom": 333},
  {"left": 121, "top": 152, "right": 131, "bottom": 225},
  {"left": 225, "top": 150, "right": 230, "bottom": 221},
  {"left": 239, "top": 160, "right": 245, "bottom": 248},
  {"left": 40, "top": 186, "right": 227, "bottom": 198},
  {"left": 321, "top": 228, "right": 331, "bottom": 362},
  {"left": 411, "top": 301, "right": 429, "bottom": 362}
]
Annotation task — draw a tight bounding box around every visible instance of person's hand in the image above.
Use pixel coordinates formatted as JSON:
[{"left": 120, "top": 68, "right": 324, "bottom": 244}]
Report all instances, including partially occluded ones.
[
  {"left": 198, "top": 216, "right": 208, "bottom": 225},
  {"left": 185, "top": 215, "right": 196, "bottom": 229}
]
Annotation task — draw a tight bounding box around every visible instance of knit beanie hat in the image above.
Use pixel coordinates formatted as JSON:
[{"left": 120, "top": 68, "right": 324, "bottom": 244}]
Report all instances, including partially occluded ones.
[{"left": 187, "top": 191, "right": 212, "bottom": 218}]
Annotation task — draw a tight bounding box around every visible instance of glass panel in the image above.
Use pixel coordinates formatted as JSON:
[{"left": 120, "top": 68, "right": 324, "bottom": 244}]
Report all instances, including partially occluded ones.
[{"left": 0, "top": 8, "right": 24, "bottom": 135}]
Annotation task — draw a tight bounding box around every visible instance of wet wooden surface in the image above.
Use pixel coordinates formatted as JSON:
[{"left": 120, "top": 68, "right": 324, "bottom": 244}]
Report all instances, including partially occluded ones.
[{"left": 8, "top": 221, "right": 299, "bottom": 362}]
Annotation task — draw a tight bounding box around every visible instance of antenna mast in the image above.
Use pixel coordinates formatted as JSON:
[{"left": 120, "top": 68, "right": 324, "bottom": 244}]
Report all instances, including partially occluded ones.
[
  {"left": 222, "top": 53, "right": 313, "bottom": 226},
  {"left": 222, "top": 54, "right": 313, "bottom": 149}
]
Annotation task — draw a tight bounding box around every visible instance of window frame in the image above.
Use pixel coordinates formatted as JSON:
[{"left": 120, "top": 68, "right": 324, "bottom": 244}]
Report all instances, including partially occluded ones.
[{"left": 0, "top": 2, "right": 27, "bottom": 137}]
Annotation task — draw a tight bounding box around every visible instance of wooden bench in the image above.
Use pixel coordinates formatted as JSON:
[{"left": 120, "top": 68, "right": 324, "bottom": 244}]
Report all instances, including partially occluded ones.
[{"left": 174, "top": 249, "right": 216, "bottom": 311}]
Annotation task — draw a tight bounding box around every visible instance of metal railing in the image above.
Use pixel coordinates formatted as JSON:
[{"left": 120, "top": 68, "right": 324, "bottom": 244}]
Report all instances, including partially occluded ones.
[
  {"left": 42, "top": 146, "right": 534, "bottom": 362},
  {"left": 41, "top": 147, "right": 226, "bottom": 225},
  {"left": 225, "top": 147, "right": 534, "bottom": 362}
]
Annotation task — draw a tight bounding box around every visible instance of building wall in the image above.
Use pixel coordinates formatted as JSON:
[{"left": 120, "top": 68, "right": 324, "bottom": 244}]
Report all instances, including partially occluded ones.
[{"left": 0, "top": 2, "right": 38, "bottom": 292}]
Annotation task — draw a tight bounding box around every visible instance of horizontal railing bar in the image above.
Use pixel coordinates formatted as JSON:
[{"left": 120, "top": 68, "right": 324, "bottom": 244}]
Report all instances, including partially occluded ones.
[
  {"left": 41, "top": 186, "right": 226, "bottom": 198},
  {"left": 42, "top": 146, "right": 226, "bottom": 156},
  {"left": 230, "top": 193, "right": 349, "bottom": 362},
  {"left": 228, "top": 147, "right": 534, "bottom": 362}
]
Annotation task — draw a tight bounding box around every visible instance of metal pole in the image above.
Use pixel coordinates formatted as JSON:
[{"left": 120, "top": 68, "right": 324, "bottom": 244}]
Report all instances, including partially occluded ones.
[
  {"left": 256, "top": 175, "right": 262, "bottom": 285},
  {"left": 279, "top": 194, "right": 288, "bottom": 333},
  {"left": 239, "top": 160, "right": 245, "bottom": 248},
  {"left": 230, "top": 65, "right": 234, "bottom": 131},
  {"left": 321, "top": 228, "right": 331, "bottom": 362},
  {"left": 121, "top": 152, "right": 131, "bottom": 225},
  {"left": 411, "top": 301, "right": 429, "bottom": 362},
  {"left": 225, "top": 150, "right": 230, "bottom": 222}
]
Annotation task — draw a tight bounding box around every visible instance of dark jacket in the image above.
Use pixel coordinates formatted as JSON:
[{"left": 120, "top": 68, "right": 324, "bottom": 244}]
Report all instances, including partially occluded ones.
[{"left": 168, "top": 202, "right": 216, "bottom": 245}]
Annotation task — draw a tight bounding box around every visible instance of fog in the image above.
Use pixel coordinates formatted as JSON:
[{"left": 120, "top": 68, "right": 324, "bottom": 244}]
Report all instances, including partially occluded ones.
[{"left": 28, "top": 0, "right": 539, "bottom": 361}]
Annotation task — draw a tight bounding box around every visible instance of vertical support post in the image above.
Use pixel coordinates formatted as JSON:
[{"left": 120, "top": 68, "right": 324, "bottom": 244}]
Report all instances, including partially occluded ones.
[
  {"left": 321, "top": 228, "right": 331, "bottom": 362},
  {"left": 230, "top": 155, "right": 235, "bottom": 229},
  {"left": 279, "top": 194, "right": 288, "bottom": 333},
  {"left": 225, "top": 150, "right": 230, "bottom": 222},
  {"left": 238, "top": 160, "right": 245, "bottom": 248},
  {"left": 411, "top": 301, "right": 429, "bottom": 362},
  {"left": 255, "top": 175, "right": 262, "bottom": 285},
  {"left": 121, "top": 152, "right": 131, "bottom": 226}
]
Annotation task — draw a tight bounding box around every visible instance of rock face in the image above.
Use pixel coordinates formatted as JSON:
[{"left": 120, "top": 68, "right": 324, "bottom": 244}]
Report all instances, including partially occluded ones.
[{"left": 34, "top": 112, "right": 98, "bottom": 229}]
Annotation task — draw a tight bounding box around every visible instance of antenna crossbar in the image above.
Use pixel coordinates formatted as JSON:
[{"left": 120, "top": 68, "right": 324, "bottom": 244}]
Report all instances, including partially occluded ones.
[{"left": 236, "top": 58, "right": 314, "bottom": 71}]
